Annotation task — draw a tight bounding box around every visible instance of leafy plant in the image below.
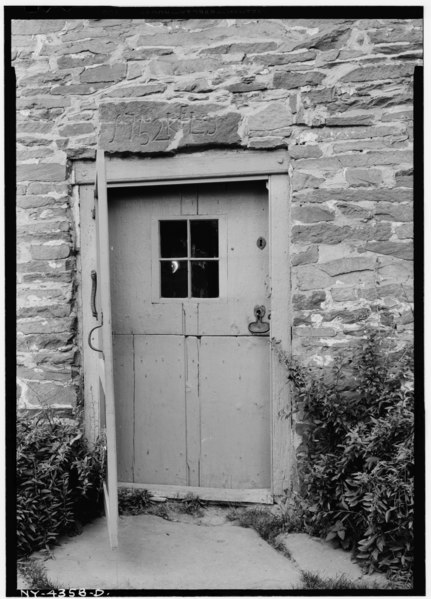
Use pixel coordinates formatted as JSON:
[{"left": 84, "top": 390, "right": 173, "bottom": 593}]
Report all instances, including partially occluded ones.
[
  {"left": 118, "top": 488, "right": 152, "bottom": 515},
  {"left": 17, "top": 410, "right": 105, "bottom": 557},
  {"left": 176, "top": 493, "right": 204, "bottom": 516},
  {"left": 118, "top": 490, "right": 206, "bottom": 519},
  {"left": 280, "top": 331, "right": 414, "bottom": 583}
]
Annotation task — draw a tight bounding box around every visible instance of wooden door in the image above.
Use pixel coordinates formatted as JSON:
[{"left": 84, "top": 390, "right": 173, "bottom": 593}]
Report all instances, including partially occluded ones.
[
  {"left": 93, "top": 151, "right": 118, "bottom": 547},
  {"left": 109, "top": 181, "right": 271, "bottom": 500}
]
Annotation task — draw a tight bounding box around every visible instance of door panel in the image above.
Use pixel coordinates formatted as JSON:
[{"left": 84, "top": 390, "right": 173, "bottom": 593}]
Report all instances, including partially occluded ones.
[
  {"left": 197, "top": 183, "right": 269, "bottom": 336},
  {"left": 109, "top": 189, "right": 184, "bottom": 335},
  {"left": 185, "top": 336, "right": 200, "bottom": 486},
  {"left": 113, "top": 334, "right": 134, "bottom": 483},
  {"left": 133, "top": 335, "right": 187, "bottom": 485},
  {"left": 199, "top": 336, "right": 271, "bottom": 489}
]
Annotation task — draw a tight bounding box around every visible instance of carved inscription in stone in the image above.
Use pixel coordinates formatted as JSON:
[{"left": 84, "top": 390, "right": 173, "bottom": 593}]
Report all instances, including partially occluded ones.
[{"left": 99, "top": 101, "right": 241, "bottom": 152}]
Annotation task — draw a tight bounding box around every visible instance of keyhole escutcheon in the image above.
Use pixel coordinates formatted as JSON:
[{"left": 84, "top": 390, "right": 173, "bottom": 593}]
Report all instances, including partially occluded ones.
[{"left": 257, "top": 236, "right": 266, "bottom": 250}]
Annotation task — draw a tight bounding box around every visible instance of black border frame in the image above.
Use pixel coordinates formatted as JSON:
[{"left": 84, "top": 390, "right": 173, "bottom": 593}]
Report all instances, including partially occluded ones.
[{"left": 5, "top": 6, "right": 425, "bottom": 597}]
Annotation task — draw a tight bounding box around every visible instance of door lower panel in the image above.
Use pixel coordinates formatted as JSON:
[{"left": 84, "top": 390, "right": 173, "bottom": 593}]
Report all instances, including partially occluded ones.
[
  {"left": 199, "top": 336, "right": 270, "bottom": 489},
  {"left": 114, "top": 334, "right": 270, "bottom": 491},
  {"left": 134, "top": 335, "right": 187, "bottom": 486},
  {"left": 114, "top": 334, "right": 188, "bottom": 485},
  {"left": 113, "top": 334, "right": 134, "bottom": 483}
]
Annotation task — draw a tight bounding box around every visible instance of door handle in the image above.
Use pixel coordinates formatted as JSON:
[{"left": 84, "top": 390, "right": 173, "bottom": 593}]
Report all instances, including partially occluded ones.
[
  {"left": 88, "top": 321, "right": 103, "bottom": 354},
  {"left": 248, "top": 305, "right": 270, "bottom": 335},
  {"left": 91, "top": 270, "right": 98, "bottom": 319},
  {"left": 88, "top": 270, "right": 103, "bottom": 353}
]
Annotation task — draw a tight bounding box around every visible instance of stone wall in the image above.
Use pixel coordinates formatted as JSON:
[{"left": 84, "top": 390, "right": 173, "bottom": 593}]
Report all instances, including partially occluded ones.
[{"left": 14, "top": 17, "right": 421, "bottom": 411}]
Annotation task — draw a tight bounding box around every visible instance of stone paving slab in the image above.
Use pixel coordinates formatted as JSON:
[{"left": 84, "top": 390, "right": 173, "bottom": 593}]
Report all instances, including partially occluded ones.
[
  {"left": 278, "top": 532, "right": 388, "bottom": 587},
  {"left": 41, "top": 515, "right": 302, "bottom": 590}
]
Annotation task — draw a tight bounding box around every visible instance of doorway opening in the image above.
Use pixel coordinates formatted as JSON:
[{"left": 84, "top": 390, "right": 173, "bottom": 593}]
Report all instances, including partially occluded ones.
[
  {"left": 109, "top": 181, "right": 271, "bottom": 501},
  {"left": 77, "top": 149, "right": 292, "bottom": 513}
]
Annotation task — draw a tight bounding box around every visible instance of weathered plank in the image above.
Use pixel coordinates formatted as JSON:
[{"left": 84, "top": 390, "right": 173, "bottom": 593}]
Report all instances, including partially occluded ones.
[
  {"left": 269, "top": 174, "right": 293, "bottom": 496},
  {"left": 199, "top": 336, "right": 271, "bottom": 490},
  {"left": 117, "top": 482, "right": 273, "bottom": 505},
  {"left": 113, "top": 334, "right": 134, "bottom": 483},
  {"left": 78, "top": 184, "right": 100, "bottom": 443},
  {"left": 74, "top": 149, "right": 289, "bottom": 185},
  {"left": 96, "top": 149, "right": 119, "bottom": 548},
  {"left": 197, "top": 180, "right": 268, "bottom": 336},
  {"left": 109, "top": 186, "right": 183, "bottom": 334},
  {"left": 185, "top": 336, "right": 200, "bottom": 486},
  {"left": 133, "top": 334, "right": 187, "bottom": 486}
]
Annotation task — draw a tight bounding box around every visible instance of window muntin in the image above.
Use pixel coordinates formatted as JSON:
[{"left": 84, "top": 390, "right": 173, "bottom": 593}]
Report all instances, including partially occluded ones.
[{"left": 159, "top": 219, "right": 219, "bottom": 299}]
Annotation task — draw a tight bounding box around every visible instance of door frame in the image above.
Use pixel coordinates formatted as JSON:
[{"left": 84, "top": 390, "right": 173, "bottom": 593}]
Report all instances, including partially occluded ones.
[{"left": 75, "top": 149, "right": 293, "bottom": 499}]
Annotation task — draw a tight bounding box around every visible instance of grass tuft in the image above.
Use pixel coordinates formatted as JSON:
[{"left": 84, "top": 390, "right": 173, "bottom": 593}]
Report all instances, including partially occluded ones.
[
  {"left": 300, "top": 571, "right": 392, "bottom": 590},
  {"left": 148, "top": 503, "right": 171, "bottom": 520},
  {"left": 118, "top": 488, "right": 152, "bottom": 515},
  {"left": 118, "top": 489, "right": 205, "bottom": 520},
  {"left": 229, "top": 506, "right": 295, "bottom": 560},
  {"left": 271, "top": 537, "right": 292, "bottom": 560},
  {"left": 176, "top": 493, "right": 204, "bottom": 516},
  {"left": 233, "top": 507, "right": 288, "bottom": 542},
  {"left": 17, "top": 558, "right": 57, "bottom": 590}
]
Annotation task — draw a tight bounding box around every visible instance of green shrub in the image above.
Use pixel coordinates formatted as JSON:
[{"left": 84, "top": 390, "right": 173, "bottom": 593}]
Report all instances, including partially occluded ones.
[
  {"left": 283, "top": 331, "right": 414, "bottom": 582},
  {"left": 17, "top": 410, "right": 105, "bottom": 557}
]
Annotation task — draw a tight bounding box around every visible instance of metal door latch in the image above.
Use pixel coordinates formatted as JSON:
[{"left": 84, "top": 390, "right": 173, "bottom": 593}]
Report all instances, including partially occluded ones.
[
  {"left": 88, "top": 270, "right": 103, "bottom": 353},
  {"left": 248, "top": 305, "right": 270, "bottom": 335},
  {"left": 90, "top": 270, "right": 98, "bottom": 319},
  {"left": 88, "top": 319, "right": 103, "bottom": 354}
]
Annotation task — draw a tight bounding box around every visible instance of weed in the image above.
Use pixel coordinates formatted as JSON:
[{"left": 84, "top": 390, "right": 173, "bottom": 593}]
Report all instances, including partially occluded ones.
[
  {"left": 271, "top": 538, "right": 291, "bottom": 560},
  {"left": 118, "top": 489, "right": 205, "bottom": 520},
  {"left": 118, "top": 488, "right": 152, "bottom": 515},
  {"left": 176, "top": 493, "right": 204, "bottom": 516},
  {"left": 231, "top": 506, "right": 296, "bottom": 561},
  {"left": 299, "top": 571, "right": 392, "bottom": 590},
  {"left": 226, "top": 507, "right": 242, "bottom": 522},
  {"left": 17, "top": 558, "right": 57, "bottom": 590},
  {"left": 235, "top": 507, "right": 288, "bottom": 542},
  {"left": 148, "top": 503, "right": 171, "bottom": 520}
]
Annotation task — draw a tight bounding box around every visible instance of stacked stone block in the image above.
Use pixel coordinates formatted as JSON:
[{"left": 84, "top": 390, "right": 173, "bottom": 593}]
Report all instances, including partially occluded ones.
[{"left": 13, "top": 17, "right": 421, "bottom": 410}]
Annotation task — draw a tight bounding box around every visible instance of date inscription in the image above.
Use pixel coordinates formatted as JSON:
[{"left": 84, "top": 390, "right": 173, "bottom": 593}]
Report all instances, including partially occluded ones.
[
  {"left": 99, "top": 101, "right": 241, "bottom": 152},
  {"left": 108, "top": 108, "right": 217, "bottom": 145}
]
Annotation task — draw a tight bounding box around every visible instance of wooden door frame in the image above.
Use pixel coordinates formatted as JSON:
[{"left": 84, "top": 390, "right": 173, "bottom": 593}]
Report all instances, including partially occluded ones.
[{"left": 75, "top": 149, "right": 292, "bottom": 499}]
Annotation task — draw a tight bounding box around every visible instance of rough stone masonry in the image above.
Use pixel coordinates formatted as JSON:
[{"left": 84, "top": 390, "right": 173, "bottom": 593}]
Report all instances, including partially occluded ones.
[{"left": 14, "top": 17, "right": 421, "bottom": 414}]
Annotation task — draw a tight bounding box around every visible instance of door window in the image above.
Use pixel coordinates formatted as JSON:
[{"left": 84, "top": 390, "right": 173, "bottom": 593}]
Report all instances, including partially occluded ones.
[{"left": 159, "top": 219, "right": 219, "bottom": 298}]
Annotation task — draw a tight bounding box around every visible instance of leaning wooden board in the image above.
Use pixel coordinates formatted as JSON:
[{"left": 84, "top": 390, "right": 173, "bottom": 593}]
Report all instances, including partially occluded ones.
[{"left": 95, "top": 149, "right": 119, "bottom": 548}]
